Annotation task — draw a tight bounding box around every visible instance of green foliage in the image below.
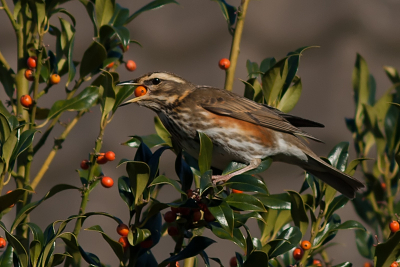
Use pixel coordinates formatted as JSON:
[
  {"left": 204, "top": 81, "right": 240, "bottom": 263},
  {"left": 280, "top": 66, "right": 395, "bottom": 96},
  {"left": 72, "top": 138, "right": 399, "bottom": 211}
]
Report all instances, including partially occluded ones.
[
  {"left": 345, "top": 55, "right": 400, "bottom": 267},
  {"left": 0, "top": 0, "right": 397, "bottom": 266}
]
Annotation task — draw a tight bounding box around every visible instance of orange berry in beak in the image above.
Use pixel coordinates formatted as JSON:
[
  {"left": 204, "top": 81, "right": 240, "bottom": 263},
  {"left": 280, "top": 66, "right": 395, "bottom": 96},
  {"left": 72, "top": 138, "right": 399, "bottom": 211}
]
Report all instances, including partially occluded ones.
[{"left": 135, "top": 86, "right": 147, "bottom": 97}]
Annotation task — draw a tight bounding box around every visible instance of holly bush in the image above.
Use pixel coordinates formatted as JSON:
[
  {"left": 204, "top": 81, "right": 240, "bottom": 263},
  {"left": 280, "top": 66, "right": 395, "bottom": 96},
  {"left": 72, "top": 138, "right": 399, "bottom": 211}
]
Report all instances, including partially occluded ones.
[{"left": 0, "top": 0, "right": 399, "bottom": 267}]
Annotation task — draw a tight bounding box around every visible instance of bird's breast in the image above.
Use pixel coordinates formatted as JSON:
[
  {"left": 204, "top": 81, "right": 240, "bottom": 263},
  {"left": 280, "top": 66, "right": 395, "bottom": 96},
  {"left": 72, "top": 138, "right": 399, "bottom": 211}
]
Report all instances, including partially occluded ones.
[{"left": 157, "top": 108, "right": 287, "bottom": 170}]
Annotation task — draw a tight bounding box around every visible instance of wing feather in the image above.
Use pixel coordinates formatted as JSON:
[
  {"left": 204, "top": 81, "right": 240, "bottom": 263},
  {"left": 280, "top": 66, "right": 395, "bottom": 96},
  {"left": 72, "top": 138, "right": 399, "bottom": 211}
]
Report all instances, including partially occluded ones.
[{"left": 195, "top": 86, "right": 323, "bottom": 142}]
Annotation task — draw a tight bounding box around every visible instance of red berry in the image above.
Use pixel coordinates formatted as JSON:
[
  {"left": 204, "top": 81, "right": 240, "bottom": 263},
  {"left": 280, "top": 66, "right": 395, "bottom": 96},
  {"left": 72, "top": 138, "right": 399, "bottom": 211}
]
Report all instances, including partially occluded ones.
[
  {"left": 186, "top": 189, "right": 194, "bottom": 198},
  {"left": 167, "top": 226, "right": 179, "bottom": 236},
  {"left": 134, "top": 86, "right": 147, "bottom": 97},
  {"left": 106, "top": 62, "right": 114, "bottom": 68},
  {"left": 105, "top": 151, "right": 115, "bottom": 161},
  {"left": 101, "top": 176, "right": 114, "bottom": 188},
  {"left": 363, "top": 262, "right": 372, "bottom": 267},
  {"left": 313, "top": 259, "right": 322, "bottom": 267},
  {"left": 204, "top": 211, "right": 215, "bottom": 222},
  {"left": 140, "top": 238, "right": 153, "bottom": 248},
  {"left": 24, "top": 69, "right": 34, "bottom": 81},
  {"left": 198, "top": 203, "right": 207, "bottom": 211},
  {"left": 390, "top": 221, "right": 400, "bottom": 233},
  {"left": 118, "top": 236, "right": 128, "bottom": 249},
  {"left": 119, "top": 44, "right": 129, "bottom": 52},
  {"left": 293, "top": 248, "right": 304, "bottom": 261},
  {"left": 117, "top": 224, "right": 129, "bottom": 236},
  {"left": 171, "top": 206, "right": 180, "bottom": 214},
  {"left": 229, "top": 256, "right": 237, "bottom": 267},
  {"left": 180, "top": 207, "right": 190, "bottom": 216},
  {"left": 301, "top": 240, "right": 311, "bottom": 250},
  {"left": 20, "top": 95, "right": 33, "bottom": 108},
  {"left": 97, "top": 153, "right": 108, "bottom": 164},
  {"left": 0, "top": 237, "right": 6, "bottom": 248},
  {"left": 27, "top": 56, "right": 37, "bottom": 69},
  {"left": 164, "top": 211, "right": 177, "bottom": 223},
  {"left": 391, "top": 262, "right": 399, "bottom": 267},
  {"left": 192, "top": 210, "right": 201, "bottom": 222},
  {"left": 50, "top": 74, "right": 60, "bottom": 84},
  {"left": 80, "top": 160, "right": 89, "bottom": 170},
  {"left": 125, "top": 60, "right": 136, "bottom": 71},
  {"left": 232, "top": 189, "right": 243, "bottom": 194},
  {"left": 218, "top": 58, "right": 230, "bottom": 70}
]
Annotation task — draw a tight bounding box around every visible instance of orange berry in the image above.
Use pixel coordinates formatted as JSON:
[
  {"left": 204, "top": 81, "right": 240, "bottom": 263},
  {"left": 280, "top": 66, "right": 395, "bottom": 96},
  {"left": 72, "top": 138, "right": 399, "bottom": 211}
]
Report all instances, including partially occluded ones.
[
  {"left": 167, "top": 226, "right": 179, "bottom": 236},
  {"left": 301, "top": 240, "right": 312, "bottom": 250},
  {"left": 391, "top": 262, "right": 399, "bottom": 267},
  {"left": 363, "top": 262, "right": 372, "bottom": 267},
  {"left": 106, "top": 62, "right": 114, "bottom": 68},
  {"left": 134, "top": 86, "right": 147, "bottom": 97},
  {"left": 232, "top": 189, "right": 243, "bottom": 194},
  {"left": 80, "top": 160, "right": 89, "bottom": 170},
  {"left": 27, "top": 56, "right": 37, "bottom": 69},
  {"left": 117, "top": 224, "right": 129, "bottom": 236},
  {"left": 381, "top": 182, "right": 387, "bottom": 190},
  {"left": 390, "top": 221, "right": 400, "bottom": 233},
  {"left": 218, "top": 58, "right": 230, "bottom": 70},
  {"left": 204, "top": 211, "right": 215, "bottom": 222},
  {"left": 125, "top": 60, "right": 136, "bottom": 71},
  {"left": 104, "top": 151, "right": 115, "bottom": 161},
  {"left": 140, "top": 238, "right": 153, "bottom": 248},
  {"left": 50, "top": 74, "right": 60, "bottom": 84},
  {"left": 97, "top": 153, "right": 108, "bottom": 164},
  {"left": 118, "top": 236, "right": 128, "bottom": 249},
  {"left": 101, "top": 176, "right": 114, "bottom": 188},
  {"left": 229, "top": 256, "right": 237, "bottom": 267},
  {"left": 0, "top": 237, "right": 6, "bottom": 248},
  {"left": 20, "top": 95, "right": 33, "bottom": 108},
  {"left": 24, "top": 69, "right": 34, "bottom": 81},
  {"left": 293, "top": 248, "right": 304, "bottom": 261},
  {"left": 164, "top": 211, "right": 177, "bottom": 223},
  {"left": 313, "top": 259, "right": 322, "bottom": 266}
]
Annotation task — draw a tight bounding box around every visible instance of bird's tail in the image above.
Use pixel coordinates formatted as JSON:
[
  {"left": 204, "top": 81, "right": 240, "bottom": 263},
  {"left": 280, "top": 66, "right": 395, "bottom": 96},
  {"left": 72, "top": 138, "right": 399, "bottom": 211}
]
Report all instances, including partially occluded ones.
[{"left": 303, "top": 154, "right": 365, "bottom": 199}]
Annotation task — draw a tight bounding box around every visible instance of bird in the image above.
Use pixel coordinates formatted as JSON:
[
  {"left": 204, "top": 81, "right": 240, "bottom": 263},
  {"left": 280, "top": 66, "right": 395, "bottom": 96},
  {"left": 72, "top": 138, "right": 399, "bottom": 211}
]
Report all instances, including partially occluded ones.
[{"left": 118, "top": 71, "right": 364, "bottom": 198}]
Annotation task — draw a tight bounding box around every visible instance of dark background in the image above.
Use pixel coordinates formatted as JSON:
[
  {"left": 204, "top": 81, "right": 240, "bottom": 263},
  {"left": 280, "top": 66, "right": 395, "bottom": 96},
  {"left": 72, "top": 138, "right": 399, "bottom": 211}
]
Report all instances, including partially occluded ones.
[{"left": 1, "top": 0, "right": 400, "bottom": 265}]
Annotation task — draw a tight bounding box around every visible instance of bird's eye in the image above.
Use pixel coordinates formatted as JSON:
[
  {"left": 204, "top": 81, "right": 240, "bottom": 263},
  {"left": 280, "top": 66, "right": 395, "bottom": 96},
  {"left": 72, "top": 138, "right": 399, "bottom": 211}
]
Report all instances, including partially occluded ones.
[{"left": 152, "top": 78, "right": 161, "bottom": 85}]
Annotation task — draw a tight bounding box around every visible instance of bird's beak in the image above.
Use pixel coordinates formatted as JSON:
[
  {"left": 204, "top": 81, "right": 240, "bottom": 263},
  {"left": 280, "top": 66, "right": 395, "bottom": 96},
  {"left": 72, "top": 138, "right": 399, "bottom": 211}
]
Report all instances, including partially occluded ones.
[{"left": 117, "top": 80, "right": 141, "bottom": 107}]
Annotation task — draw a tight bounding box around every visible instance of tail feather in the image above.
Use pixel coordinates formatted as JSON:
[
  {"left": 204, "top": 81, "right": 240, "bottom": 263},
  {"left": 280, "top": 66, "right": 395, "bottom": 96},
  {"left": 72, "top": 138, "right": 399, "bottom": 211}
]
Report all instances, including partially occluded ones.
[{"left": 303, "top": 154, "right": 365, "bottom": 199}]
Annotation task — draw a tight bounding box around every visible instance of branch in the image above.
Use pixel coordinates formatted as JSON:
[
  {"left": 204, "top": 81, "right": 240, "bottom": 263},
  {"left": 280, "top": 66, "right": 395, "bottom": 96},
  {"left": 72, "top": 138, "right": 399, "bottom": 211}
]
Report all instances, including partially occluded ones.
[
  {"left": 0, "top": 0, "right": 19, "bottom": 31},
  {"left": 224, "top": 0, "right": 250, "bottom": 91},
  {"left": 31, "top": 111, "right": 85, "bottom": 190}
]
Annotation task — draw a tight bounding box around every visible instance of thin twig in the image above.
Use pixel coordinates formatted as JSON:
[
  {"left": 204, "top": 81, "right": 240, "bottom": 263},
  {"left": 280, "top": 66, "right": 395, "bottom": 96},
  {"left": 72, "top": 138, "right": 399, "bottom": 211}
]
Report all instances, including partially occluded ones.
[
  {"left": 31, "top": 111, "right": 85, "bottom": 190},
  {"left": 224, "top": 0, "right": 250, "bottom": 91}
]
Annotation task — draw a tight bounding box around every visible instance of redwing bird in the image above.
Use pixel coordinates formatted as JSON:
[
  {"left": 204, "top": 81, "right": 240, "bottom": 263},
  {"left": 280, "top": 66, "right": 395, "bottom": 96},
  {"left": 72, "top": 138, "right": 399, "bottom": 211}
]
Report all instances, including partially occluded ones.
[{"left": 118, "top": 72, "right": 364, "bottom": 198}]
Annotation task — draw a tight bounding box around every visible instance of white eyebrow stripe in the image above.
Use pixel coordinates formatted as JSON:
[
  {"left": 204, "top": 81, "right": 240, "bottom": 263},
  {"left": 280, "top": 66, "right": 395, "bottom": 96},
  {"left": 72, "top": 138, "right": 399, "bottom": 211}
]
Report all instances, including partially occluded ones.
[{"left": 147, "top": 73, "right": 186, "bottom": 84}]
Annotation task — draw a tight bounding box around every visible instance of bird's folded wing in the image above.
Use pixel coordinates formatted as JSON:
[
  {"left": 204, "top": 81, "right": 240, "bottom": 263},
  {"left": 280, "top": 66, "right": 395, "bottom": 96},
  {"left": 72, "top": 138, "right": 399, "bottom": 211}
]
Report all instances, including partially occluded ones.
[{"left": 198, "top": 88, "right": 323, "bottom": 142}]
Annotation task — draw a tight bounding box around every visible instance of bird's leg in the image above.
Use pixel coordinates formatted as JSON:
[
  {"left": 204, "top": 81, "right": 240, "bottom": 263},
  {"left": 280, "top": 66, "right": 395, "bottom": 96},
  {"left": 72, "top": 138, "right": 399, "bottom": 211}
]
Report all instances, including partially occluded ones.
[{"left": 212, "top": 158, "right": 262, "bottom": 184}]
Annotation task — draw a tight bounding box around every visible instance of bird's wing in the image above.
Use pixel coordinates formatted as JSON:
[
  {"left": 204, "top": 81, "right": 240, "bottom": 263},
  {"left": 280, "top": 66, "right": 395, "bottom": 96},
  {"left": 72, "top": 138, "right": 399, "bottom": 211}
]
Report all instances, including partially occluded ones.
[
  {"left": 196, "top": 86, "right": 323, "bottom": 142},
  {"left": 261, "top": 104, "right": 325, "bottom": 128}
]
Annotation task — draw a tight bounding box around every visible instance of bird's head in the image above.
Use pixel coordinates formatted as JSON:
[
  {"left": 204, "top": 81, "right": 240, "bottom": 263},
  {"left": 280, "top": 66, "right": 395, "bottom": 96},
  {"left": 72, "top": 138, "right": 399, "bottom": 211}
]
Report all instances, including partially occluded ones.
[{"left": 118, "top": 72, "right": 196, "bottom": 111}]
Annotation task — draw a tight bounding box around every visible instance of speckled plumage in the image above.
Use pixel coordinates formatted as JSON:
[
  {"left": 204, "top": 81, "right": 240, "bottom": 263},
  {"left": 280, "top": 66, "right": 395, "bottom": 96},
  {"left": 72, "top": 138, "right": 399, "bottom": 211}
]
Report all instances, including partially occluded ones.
[{"left": 119, "top": 72, "right": 364, "bottom": 198}]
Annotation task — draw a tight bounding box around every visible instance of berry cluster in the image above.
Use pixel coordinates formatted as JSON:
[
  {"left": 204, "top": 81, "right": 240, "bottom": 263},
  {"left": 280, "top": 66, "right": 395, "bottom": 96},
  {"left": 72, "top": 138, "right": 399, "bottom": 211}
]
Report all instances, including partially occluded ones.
[
  {"left": 80, "top": 151, "right": 116, "bottom": 188},
  {"left": 25, "top": 56, "right": 60, "bottom": 84}
]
